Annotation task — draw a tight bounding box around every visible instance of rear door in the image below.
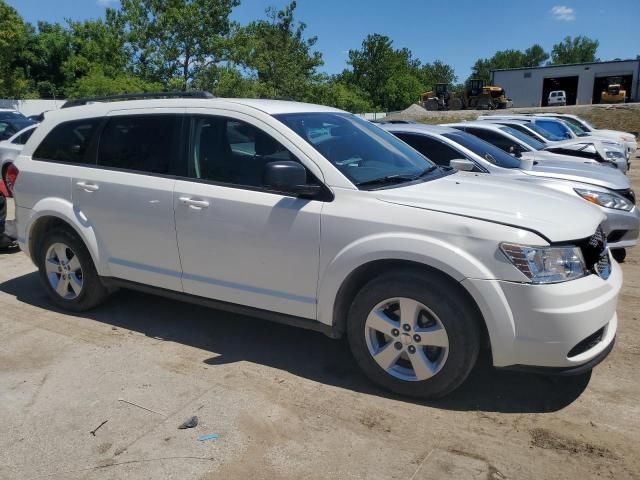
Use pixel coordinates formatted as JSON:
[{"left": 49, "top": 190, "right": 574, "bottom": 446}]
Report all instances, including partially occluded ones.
[{"left": 72, "top": 110, "right": 184, "bottom": 290}]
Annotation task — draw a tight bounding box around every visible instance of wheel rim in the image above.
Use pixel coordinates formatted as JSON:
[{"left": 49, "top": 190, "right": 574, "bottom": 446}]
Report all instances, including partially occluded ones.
[
  {"left": 364, "top": 297, "right": 449, "bottom": 382},
  {"left": 45, "top": 242, "right": 83, "bottom": 300}
]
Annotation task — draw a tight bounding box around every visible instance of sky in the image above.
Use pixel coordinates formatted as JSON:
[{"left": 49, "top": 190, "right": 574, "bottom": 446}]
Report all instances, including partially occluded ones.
[{"left": 7, "top": 0, "right": 640, "bottom": 81}]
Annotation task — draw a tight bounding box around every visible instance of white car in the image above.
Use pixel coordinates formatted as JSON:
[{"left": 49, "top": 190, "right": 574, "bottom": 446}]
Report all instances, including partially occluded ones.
[
  {"left": 547, "top": 90, "right": 567, "bottom": 106},
  {"left": 12, "top": 94, "right": 620, "bottom": 398},
  {"left": 0, "top": 124, "right": 38, "bottom": 196},
  {"left": 478, "top": 117, "right": 628, "bottom": 171},
  {"left": 534, "top": 113, "right": 637, "bottom": 159}
]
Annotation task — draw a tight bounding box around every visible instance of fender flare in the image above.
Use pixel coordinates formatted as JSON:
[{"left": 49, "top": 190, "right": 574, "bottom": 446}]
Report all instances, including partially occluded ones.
[{"left": 24, "top": 197, "right": 108, "bottom": 276}]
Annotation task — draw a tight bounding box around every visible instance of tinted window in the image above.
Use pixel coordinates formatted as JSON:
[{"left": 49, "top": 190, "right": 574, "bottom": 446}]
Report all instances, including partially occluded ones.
[
  {"left": 12, "top": 128, "right": 35, "bottom": 145},
  {"left": 189, "top": 116, "right": 302, "bottom": 188},
  {"left": 98, "top": 115, "right": 180, "bottom": 174},
  {"left": 534, "top": 120, "right": 572, "bottom": 140},
  {"left": 394, "top": 133, "right": 462, "bottom": 166},
  {"left": 498, "top": 126, "right": 544, "bottom": 150},
  {"left": 33, "top": 119, "right": 100, "bottom": 163},
  {"left": 275, "top": 112, "right": 438, "bottom": 186},
  {"left": 0, "top": 122, "right": 9, "bottom": 138},
  {"left": 443, "top": 131, "right": 521, "bottom": 168},
  {"left": 0, "top": 111, "right": 27, "bottom": 121},
  {"left": 465, "top": 128, "right": 514, "bottom": 152}
]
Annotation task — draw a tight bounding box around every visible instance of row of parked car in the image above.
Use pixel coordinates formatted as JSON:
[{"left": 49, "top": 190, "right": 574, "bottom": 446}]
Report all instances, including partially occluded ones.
[{"left": 1, "top": 93, "right": 637, "bottom": 399}]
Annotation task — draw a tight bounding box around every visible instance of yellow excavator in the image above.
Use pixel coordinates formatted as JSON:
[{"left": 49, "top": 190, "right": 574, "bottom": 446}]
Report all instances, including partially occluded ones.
[
  {"left": 419, "top": 80, "right": 510, "bottom": 111},
  {"left": 601, "top": 78, "right": 626, "bottom": 104}
]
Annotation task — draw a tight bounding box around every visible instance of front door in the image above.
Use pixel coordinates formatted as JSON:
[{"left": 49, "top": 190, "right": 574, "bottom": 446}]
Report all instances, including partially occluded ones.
[{"left": 174, "top": 114, "right": 323, "bottom": 319}]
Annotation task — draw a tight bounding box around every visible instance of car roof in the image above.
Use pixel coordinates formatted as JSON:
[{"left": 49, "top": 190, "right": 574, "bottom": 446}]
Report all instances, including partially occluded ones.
[
  {"left": 444, "top": 121, "right": 505, "bottom": 130},
  {"left": 380, "top": 123, "right": 459, "bottom": 135},
  {"left": 52, "top": 98, "right": 344, "bottom": 119}
]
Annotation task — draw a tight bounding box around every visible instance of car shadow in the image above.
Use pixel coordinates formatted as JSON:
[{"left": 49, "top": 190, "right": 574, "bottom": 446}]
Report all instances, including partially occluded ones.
[{"left": 0, "top": 271, "right": 591, "bottom": 414}]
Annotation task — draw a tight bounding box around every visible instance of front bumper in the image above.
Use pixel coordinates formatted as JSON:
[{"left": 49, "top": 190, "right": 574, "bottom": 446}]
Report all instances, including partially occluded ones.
[
  {"left": 462, "top": 257, "right": 621, "bottom": 370},
  {"left": 601, "top": 206, "right": 640, "bottom": 250}
]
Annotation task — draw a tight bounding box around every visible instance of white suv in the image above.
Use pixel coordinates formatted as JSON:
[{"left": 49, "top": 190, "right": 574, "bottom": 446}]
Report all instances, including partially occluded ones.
[{"left": 12, "top": 94, "right": 621, "bottom": 398}]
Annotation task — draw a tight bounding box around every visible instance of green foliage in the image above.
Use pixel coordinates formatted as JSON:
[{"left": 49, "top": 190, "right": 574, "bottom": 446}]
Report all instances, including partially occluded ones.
[
  {"left": 550, "top": 36, "right": 599, "bottom": 65},
  {"left": 118, "top": 0, "right": 240, "bottom": 89},
  {"left": 0, "top": 0, "right": 31, "bottom": 98},
  {"left": 312, "top": 77, "right": 372, "bottom": 113},
  {"left": 237, "top": 1, "right": 323, "bottom": 100},
  {"left": 470, "top": 44, "right": 550, "bottom": 83},
  {"left": 64, "top": 69, "right": 162, "bottom": 98}
]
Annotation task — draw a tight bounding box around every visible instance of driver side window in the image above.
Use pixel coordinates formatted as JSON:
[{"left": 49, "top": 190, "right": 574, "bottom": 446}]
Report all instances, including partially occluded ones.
[{"left": 189, "top": 116, "right": 309, "bottom": 189}]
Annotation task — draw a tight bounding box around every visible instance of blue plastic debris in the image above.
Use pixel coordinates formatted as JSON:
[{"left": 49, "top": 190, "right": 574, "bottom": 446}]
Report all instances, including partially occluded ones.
[{"left": 198, "top": 433, "right": 219, "bottom": 442}]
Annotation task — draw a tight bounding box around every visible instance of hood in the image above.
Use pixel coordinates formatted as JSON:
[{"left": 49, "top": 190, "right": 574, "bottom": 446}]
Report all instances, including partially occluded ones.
[
  {"left": 589, "top": 129, "right": 636, "bottom": 143},
  {"left": 522, "top": 152, "right": 630, "bottom": 189},
  {"left": 374, "top": 172, "right": 604, "bottom": 242}
]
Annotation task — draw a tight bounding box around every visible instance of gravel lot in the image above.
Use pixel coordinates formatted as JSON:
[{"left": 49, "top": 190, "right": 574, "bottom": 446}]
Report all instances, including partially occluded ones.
[{"left": 1, "top": 156, "right": 639, "bottom": 480}]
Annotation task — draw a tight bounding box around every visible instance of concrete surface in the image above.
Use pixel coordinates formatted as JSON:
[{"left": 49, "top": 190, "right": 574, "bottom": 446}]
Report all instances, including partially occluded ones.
[{"left": 1, "top": 164, "right": 639, "bottom": 480}]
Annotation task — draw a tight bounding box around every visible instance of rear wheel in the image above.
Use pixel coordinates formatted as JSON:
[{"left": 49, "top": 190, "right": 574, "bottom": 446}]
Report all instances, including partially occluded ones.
[
  {"left": 449, "top": 97, "right": 463, "bottom": 110},
  {"left": 425, "top": 98, "right": 440, "bottom": 111},
  {"left": 347, "top": 269, "right": 481, "bottom": 398},
  {"left": 37, "top": 229, "right": 110, "bottom": 311}
]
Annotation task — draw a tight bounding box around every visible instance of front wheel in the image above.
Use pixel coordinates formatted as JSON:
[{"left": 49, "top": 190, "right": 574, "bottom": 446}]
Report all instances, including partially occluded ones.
[{"left": 347, "top": 269, "right": 482, "bottom": 398}]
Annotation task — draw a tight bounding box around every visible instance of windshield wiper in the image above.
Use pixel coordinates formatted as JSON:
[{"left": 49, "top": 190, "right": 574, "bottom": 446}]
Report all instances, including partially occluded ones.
[
  {"left": 355, "top": 166, "right": 440, "bottom": 188},
  {"left": 355, "top": 174, "right": 417, "bottom": 188}
]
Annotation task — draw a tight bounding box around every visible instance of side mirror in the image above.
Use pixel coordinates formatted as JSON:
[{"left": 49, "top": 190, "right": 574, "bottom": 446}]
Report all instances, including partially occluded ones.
[
  {"left": 449, "top": 159, "right": 476, "bottom": 171},
  {"left": 519, "top": 158, "right": 534, "bottom": 170},
  {"left": 509, "top": 145, "right": 522, "bottom": 158},
  {"left": 263, "top": 161, "right": 321, "bottom": 198}
]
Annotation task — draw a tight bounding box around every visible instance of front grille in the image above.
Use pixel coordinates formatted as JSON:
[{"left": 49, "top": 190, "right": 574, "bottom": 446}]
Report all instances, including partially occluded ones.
[
  {"left": 568, "top": 327, "right": 605, "bottom": 358},
  {"left": 614, "top": 188, "right": 636, "bottom": 205},
  {"left": 578, "top": 226, "right": 611, "bottom": 280}
]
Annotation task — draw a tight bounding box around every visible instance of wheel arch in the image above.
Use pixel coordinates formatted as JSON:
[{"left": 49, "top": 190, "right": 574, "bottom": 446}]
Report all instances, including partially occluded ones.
[
  {"left": 328, "top": 259, "right": 490, "bottom": 351},
  {"left": 25, "top": 200, "right": 104, "bottom": 273}
]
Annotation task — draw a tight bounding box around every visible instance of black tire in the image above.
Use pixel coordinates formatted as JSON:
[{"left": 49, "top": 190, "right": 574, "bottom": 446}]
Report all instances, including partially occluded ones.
[
  {"left": 611, "top": 248, "right": 626, "bottom": 263},
  {"left": 347, "top": 268, "right": 482, "bottom": 398},
  {"left": 37, "top": 228, "right": 110, "bottom": 311}
]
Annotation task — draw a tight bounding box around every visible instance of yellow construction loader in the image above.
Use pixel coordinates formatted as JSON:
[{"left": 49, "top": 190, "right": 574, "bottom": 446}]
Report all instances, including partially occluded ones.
[{"left": 601, "top": 79, "right": 626, "bottom": 104}]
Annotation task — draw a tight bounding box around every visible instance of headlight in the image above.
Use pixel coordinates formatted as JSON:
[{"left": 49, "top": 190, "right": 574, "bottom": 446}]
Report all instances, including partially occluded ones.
[
  {"left": 500, "top": 243, "right": 586, "bottom": 283},
  {"left": 605, "top": 150, "right": 624, "bottom": 159},
  {"left": 575, "top": 188, "right": 634, "bottom": 211}
]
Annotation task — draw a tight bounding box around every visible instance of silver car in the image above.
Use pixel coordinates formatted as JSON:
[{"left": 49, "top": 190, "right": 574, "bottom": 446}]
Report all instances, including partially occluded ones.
[{"left": 382, "top": 123, "right": 638, "bottom": 261}]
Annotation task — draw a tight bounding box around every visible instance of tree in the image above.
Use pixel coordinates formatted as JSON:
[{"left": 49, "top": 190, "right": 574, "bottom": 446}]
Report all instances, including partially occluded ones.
[
  {"left": 347, "top": 34, "right": 420, "bottom": 111},
  {"left": 470, "top": 44, "right": 549, "bottom": 83},
  {"left": 417, "top": 60, "right": 457, "bottom": 90},
  {"left": 238, "top": 1, "right": 323, "bottom": 100},
  {"left": 550, "top": 36, "right": 599, "bottom": 65},
  {"left": 0, "top": 0, "right": 32, "bottom": 98},
  {"left": 64, "top": 69, "right": 162, "bottom": 98},
  {"left": 118, "top": 0, "right": 239, "bottom": 89}
]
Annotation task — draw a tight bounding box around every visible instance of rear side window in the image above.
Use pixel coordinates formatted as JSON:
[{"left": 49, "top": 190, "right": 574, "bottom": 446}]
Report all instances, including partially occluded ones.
[
  {"left": 33, "top": 119, "right": 100, "bottom": 163},
  {"left": 13, "top": 129, "right": 35, "bottom": 145},
  {"left": 98, "top": 115, "right": 181, "bottom": 174}
]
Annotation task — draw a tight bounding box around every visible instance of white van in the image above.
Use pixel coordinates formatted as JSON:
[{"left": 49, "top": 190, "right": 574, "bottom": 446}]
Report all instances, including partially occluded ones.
[
  {"left": 548, "top": 90, "right": 567, "bottom": 106},
  {"left": 11, "top": 93, "right": 620, "bottom": 398}
]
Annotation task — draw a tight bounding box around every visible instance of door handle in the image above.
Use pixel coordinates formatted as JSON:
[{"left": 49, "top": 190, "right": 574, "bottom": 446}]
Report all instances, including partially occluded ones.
[
  {"left": 179, "top": 197, "right": 210, "bottom": 209},
  {"left": 76, "top": 181, "right": 99, "bottom": 192}
]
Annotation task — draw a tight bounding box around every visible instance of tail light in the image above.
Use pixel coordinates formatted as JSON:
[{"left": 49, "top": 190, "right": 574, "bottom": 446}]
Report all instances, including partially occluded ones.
[{"left": 5, "top": 163, "right": 19, "bottom": 197}]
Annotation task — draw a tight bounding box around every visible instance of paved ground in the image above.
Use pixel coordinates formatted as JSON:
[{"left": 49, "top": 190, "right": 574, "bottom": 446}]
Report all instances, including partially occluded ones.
[{"left": 1, "top": 163, "right": 639, "bottom": 480}]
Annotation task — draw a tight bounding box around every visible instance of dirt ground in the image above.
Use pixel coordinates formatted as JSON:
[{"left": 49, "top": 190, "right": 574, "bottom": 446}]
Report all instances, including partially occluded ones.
[
  {"left": 387, "top": 102, "right": 640, "bottom": 135},
  {"left": 1, "top": 150, "right": 639, "bottom": 479}
]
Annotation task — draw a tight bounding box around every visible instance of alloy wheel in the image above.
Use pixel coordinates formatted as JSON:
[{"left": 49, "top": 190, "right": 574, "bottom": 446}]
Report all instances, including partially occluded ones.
[{"left": 45, "top": 242, "right": 83, "bottom": 300}]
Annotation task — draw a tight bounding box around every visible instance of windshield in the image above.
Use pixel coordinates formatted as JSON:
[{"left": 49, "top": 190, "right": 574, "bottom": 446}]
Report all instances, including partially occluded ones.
[
  {"left": 275, "top": 112, "right": 439, "bottom": 187},
  {"left": 0, "top": 111, "right": 28, "bottom": 121},
  {"left": 498, "top": 126, "right": 545, "bottom": 150},
  {"left": 561, "top": 120, "right": 589, "bottom": 137},
  {"left": 442, "top": 131, "right": 522, "bottom": 169},
  {"left": 533, "top": 119, "right": 573, "bottom": 140},
  {"left": 524, "top": 122, "right": 565, "bottom": 141}
]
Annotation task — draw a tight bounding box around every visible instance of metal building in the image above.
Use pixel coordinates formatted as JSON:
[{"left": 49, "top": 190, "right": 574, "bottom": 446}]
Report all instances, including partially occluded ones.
[{"left": 490, "top": 59, "right": 640, "bottom": 107}]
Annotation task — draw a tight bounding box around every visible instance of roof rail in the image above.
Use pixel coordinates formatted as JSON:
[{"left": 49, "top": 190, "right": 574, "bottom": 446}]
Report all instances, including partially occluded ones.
[{"left": 61, "top": 91, "right": 215, "bottom": 109}]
